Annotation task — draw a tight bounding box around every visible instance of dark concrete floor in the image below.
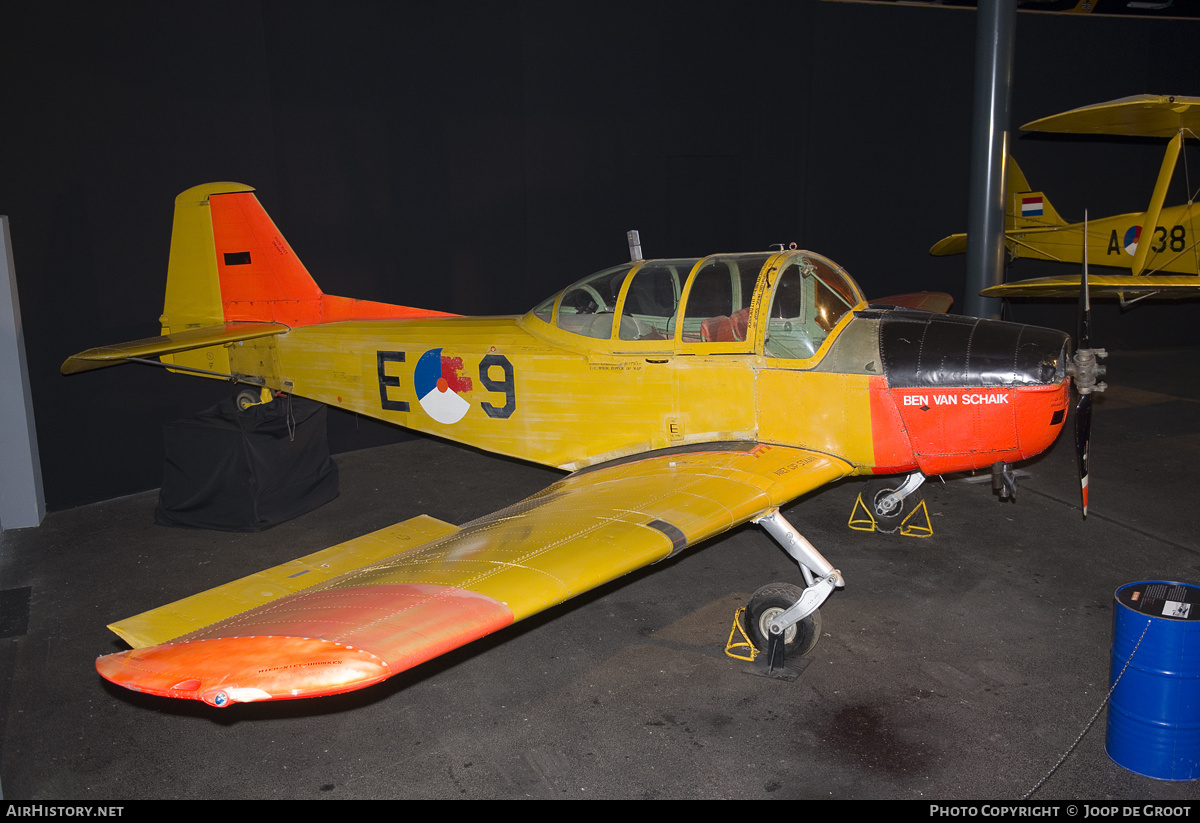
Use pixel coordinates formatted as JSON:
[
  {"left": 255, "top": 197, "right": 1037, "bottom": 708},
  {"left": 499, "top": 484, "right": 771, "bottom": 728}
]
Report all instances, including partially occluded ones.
[{"left": 2, "top": 349, "right": 1199, "bottom": 800}]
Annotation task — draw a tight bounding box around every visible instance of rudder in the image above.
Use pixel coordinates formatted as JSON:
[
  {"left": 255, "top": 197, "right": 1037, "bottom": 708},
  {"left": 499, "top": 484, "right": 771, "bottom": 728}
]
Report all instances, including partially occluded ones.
[
  {"left": 1006, "top": 155, "right": 1067, "bottom": 230},
  {"left": 162, "top": 183, "right": 327, "bottom": 333}
]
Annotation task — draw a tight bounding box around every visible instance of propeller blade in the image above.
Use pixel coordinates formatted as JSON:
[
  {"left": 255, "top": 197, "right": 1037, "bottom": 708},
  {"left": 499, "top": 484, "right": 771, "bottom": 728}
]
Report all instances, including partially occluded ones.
[
  {"left": 1078, "top": 211, "right": 1092, "bottom": 349},
  {"left": 1071, "top": 209, "right": 1102, "bottom": 517},
  {"left": 1075, "top": 393, "right": 1092, "bottom": 518}
]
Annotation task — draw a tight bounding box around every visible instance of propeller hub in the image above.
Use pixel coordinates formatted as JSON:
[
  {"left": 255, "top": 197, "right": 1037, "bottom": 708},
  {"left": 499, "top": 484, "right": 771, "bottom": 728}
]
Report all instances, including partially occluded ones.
[{"left": 1069, "top": 347, "right": 1108, "bottom": 395}]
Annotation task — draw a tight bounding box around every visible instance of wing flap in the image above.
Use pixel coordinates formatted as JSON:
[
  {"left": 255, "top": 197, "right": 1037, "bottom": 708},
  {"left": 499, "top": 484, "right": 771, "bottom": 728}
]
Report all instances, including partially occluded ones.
[
  {"left": 97, "top": 443, "right": 851, "bottom": 704},
  {"left": 61, "top": 321, "right": 289, "bottom": 374}
]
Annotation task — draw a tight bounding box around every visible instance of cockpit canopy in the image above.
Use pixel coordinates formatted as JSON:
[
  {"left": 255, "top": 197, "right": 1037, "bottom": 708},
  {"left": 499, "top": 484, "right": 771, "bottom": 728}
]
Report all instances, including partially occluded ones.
[{"left": 529, "top": 251, "right": 866, "bottom": 359}]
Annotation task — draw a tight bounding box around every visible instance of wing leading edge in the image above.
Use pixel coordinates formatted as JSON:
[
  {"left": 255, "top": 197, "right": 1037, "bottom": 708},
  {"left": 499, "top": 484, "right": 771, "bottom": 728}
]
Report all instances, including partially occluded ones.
[
  {"left": 981, "top": 273, "right": 1200, "bottom": 300},
  {"left": 97, "top": 443, "right": 852, "bottom": 706}
]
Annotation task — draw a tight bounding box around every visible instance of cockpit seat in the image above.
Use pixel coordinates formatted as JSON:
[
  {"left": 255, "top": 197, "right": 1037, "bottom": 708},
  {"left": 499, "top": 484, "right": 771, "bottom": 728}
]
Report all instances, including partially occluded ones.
[{"left": 700, "top": 307, "right": 750, "bottom": 342}]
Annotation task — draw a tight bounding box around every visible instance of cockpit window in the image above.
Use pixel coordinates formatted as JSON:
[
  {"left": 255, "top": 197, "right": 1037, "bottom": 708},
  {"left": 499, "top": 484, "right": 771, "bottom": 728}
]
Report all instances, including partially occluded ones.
[
  {"left": 551, "top": 264, "right": 634, "bottom": 339},
  {"left": 618, "top": 260, "right": 694, "bottom": 341},
  {"left": 764, "top": 254, "right": 862, "bottom": 359},
  {"left": 680, "top": 254, "right": 770, "bottom": 343},
  {"left": 535, "top": 251, "right": 860, "bottom": 351}
]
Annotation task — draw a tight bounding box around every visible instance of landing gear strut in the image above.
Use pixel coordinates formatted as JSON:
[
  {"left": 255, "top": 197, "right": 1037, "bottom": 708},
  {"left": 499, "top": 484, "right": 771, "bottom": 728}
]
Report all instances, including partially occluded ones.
[{"left": 727, "top": 509, "right": 843, "bottom": 674}]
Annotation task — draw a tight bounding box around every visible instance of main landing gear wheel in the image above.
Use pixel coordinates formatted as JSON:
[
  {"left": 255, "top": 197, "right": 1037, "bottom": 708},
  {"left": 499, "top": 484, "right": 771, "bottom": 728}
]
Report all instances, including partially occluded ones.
[
  {"left": 863, "top": 479, "right": 913, "bottom": 533},
  {"left": 743, "top": 583, "right": 822, "bottom": 660}
]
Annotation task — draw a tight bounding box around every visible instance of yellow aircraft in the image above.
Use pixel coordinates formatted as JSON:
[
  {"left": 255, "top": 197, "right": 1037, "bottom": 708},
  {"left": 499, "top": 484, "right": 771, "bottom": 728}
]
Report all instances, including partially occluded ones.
[
  {"left": 930, "top": 94, "right": 1200, "bottom": 302},
  {"left": 64, "top": 182, "right": 1098, "bottom": 708}
]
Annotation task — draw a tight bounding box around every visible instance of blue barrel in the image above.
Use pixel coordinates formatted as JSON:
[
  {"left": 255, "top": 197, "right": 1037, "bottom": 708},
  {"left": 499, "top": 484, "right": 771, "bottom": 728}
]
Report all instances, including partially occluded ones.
[{"left": 1106, "top": 580, "right": 1200, "bottom": 781}]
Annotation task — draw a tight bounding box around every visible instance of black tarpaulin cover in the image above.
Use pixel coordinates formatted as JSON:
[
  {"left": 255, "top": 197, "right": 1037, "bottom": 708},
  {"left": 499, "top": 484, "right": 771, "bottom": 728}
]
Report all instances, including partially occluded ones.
[{"left": 155, "top": 395, "right": 339, "bottom": 531}]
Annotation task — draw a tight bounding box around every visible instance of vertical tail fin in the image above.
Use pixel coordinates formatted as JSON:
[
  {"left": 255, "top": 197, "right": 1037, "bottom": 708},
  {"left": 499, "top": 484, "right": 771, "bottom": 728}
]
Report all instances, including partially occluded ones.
[
  {"left": 1006, "top": 155, "right": 1067, "bottom": 230},
  {"left": 160, "top": 183, "right": 257, "bottom": 335},
  {"left": 161, "top": 183, "right": 327, "bottom": 333},
  {"left": 158, "top": 183, "right": 456, "bottom": 379},
  {"left": 163, "top": 183, "right": 455, "bottom": 331}
]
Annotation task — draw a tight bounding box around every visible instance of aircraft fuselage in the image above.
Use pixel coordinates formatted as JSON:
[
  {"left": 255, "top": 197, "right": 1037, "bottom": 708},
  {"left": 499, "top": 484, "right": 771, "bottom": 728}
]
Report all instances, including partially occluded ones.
[{"left": 228, "top": 252, "right": 1071, "bottom": 482}]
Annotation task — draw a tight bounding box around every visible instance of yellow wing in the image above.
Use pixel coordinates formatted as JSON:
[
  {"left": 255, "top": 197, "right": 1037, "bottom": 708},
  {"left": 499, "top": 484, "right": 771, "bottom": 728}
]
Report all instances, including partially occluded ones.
[
  {"left": 1021, "top": 94, "right": 1200, "bottom": 139},
  {"left": 96, "top": 443, "right": 851, "bottom": 706},
  {"left": 981, "top": 273, "right": 1200, "bottom": 300}
]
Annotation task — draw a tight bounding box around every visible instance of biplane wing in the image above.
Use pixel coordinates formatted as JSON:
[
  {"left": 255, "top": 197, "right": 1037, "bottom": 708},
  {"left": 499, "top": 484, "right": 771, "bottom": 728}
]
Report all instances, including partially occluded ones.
[
  {"left": 96, "top": 443, "right": 851, "bottom": 706},
  {"left": 932, "top": 95, "right": 1200, "bottom": 293},
  {"left": 1021, "top": 94, "right": 1200, "bottom": 138},
  {"left": 981, "top": 273, "right": 1200, "bottom": 301}
]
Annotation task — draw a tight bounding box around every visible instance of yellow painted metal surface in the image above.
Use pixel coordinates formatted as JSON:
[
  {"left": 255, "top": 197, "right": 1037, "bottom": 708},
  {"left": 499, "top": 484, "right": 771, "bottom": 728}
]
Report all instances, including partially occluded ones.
[
  {"left": 159, "top": 183, "right": 255, "bottom": 378},
  {"left": 61, "top": 322, "right": 287, "bottom": 374},
  {"left": 118, "top": 446, "right": 850, "bottom": 655},
  {"left": 320, "top": 445, "right": 851, "bottom": 622},
  {"left": 1021, "top": 94, "right": 1200, "bottom": 139},
  {"left": 112, "top": 515, "right": 461, "bottom": 649},
  {"left": 243, "top": 315, "right": 761, "bottom": 471},
  {"left": 981, "top": 273, "right": 1200, "bottom": 300},
  {"left": 757, "top": 369, "right": 875, "bottom": 468}
]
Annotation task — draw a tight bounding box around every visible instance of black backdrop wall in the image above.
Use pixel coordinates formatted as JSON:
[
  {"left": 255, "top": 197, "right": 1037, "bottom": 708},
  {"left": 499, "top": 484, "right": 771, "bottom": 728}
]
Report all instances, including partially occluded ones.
[{"left": 2, "top": 1, "right": 1196, "bottom": 510}]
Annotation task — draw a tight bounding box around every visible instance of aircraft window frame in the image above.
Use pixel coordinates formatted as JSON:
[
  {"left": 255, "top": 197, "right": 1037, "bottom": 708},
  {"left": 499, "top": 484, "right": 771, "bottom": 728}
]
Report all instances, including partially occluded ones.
[
  {"left": 762, "top": 252, "right": 865, "bottom": 361},
  {"left": 547, "top": 263, "right": 636, "bottom": 340},
  {"left": 672, "top": 253, "right": 775, "bottom": 355},
  {"left": 615, "top": 259, "right": 696, "bottom": 342}
]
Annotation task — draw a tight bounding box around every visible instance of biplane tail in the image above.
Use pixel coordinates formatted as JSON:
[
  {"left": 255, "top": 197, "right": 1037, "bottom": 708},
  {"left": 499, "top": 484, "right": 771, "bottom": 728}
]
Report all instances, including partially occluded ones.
[
  {"left": 929, "top": 154, "right": 1068, "bottom": 257},
  {"left": 62, "top": 183, "right": 451, "bottom": 376},
  {"left": 1005, "top": 154, "right": 1067, "bottom": 231}
]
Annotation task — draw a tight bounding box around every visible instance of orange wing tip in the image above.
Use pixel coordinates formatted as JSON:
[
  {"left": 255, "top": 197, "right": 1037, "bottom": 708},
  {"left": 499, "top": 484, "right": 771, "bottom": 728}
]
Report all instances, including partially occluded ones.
[
  {"left": 97, "top": 583, "right": 518, "bottom": 705},
  {"left": 96, "top": 635, "right": 392, "bottom": 706}
]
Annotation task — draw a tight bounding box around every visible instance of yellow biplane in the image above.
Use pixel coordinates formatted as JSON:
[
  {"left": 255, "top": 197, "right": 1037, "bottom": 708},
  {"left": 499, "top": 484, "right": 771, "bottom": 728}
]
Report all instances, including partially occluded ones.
[
  {"left": 930, "top": 94, "right": 1200, "bottom": 302},
  {"left": 65, "top": 183, "right": 1099, "bottom": 707}
]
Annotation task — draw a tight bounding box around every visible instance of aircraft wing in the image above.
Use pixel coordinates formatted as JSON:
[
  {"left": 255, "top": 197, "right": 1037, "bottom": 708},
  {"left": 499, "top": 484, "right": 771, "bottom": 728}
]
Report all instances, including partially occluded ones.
[
  {"left": 981, "top": 273, "right": 1200, "bottom": 300},
  {"left": 1022, "top": 94, "right": 1200, "bottom": 138},
  {"left": 61, "top": 322, "right": 289, "bottom": 374},
  {"left": 929, "top": 233, "right": 968, "bottom": 256},
  {"left": 870, "top": 292, "right": 953, "bottom": 313},
  {"left": 96, "top": 443, "right": 852, "bottom": 706}
]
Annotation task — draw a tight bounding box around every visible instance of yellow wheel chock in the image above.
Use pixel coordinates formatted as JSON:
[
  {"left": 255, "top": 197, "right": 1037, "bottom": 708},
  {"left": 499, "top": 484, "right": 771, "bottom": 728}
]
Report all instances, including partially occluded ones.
[{"left": 848, "top": 493, "right": 933, "bottom": 538}]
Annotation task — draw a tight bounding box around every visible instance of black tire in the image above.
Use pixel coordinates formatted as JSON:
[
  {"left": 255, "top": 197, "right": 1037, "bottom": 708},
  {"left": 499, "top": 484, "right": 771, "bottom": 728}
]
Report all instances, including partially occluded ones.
[
  {"left": 236, "top": 388, "right": 262, "bottom": 411},
  {"left": 863, "top": 479, "right": 913, "bottom": 533},
  {"left": 743, "top": 583, "right": 821, "bottom": 659}
]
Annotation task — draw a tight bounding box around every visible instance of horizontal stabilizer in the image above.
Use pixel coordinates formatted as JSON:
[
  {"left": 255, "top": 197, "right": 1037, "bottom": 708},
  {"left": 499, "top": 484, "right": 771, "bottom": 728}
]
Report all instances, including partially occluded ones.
[
  {"left": 61, "top": 322, "right": 289, "bottom": 374},
  {"left": 982, "top": 273, "right": 1200, "bottom": 300},
  {"left": 110, "top": 514, "right": 461, "bottom": 648},
  {"left": 930, "top": 234, "right": 968, "bottom": 256}
]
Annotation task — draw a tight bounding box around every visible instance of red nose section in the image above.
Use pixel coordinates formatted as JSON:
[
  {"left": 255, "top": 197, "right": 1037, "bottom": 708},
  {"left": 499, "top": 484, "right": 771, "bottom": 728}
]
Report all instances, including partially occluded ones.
[
  {"left": 869, "top": 311, "right": 1072, "bottom": 474},
  {"left": 886, "top": 382, "right": 1070, "bottom": 475}
]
